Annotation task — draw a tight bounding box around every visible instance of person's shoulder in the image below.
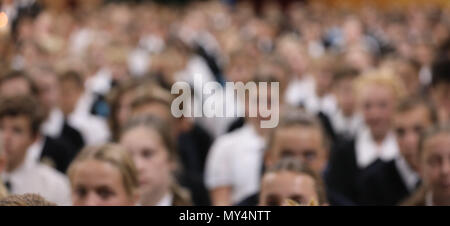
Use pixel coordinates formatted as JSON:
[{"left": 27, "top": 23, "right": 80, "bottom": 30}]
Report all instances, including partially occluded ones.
[
  {"left": 400, "top": 186, "right": 426, "bottom": 206},
  {"left": 34, "top": 163, "right": 69, "bottom": 184}
]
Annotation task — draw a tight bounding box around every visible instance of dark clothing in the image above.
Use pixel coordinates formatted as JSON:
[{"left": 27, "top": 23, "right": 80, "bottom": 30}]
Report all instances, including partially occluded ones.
[
  {"left": 358, "top": 160, "right": 418, "bottom": 206},
  {"left": 325, "top": 139, "right": 383, "bottom": 205},
  {"left": 40, "top": 136, "right": 77, "bottom": 174},
  {"left": 178, "top": 124, "right": 214, "bottom": 206},
  {"left": 60, "top": 120, "right": 85, "bottom": 152}
]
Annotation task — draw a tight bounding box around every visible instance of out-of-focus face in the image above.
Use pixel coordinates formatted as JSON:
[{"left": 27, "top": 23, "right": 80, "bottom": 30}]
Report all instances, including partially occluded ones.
[
  {"left": 117, "top": 91, "right": 134, "bottom": 129},
  {"left": 360, "top": 84, "right": 396, "bottom": 141},
  {"left": 58, "top": 80, "right": 82, "bottom": 116},
  {"left": 259, "top": 171, "right": 319, "bottom": 206},
  {"left": 396, "top": 62, "right": 419, "bottom": 96},
  {"left": 432, "top": 83, "right": 450, "bottom": 123},
  {"left": 120, "top": 127, "right": 172, "bottom": 202},
  {"left": 315, "top": 69, "right": 333, "bottom": 97},
  {"left": 420, "top": 133, "right": 450, "bottom": 204},
  {"left": 0, "top": 78, "right": 31, "bottom": 97},
  {"left": 0, "top": 116, "right": 35, "bottom": 172},
  {"left": 33, "top": 74, "right": 60, "bottom": 116},
  {"left": 269, "top": 126, "right": 327, "bottom": 174},
  {"left": 334, "top": 78, "right": 356, "bottom": 116},
  {"left": 71, "top": 159, "right": 136, "bottom": 206},
  {"left": 394, "top": 106, "right": 432, "bottom": 170}
]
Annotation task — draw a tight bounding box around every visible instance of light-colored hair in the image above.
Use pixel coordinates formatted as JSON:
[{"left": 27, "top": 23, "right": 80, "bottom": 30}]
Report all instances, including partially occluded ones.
[
  {"left": 265, "top": 158, "right": 328, "bottom": 205},
  {"left": 354, "top": 69, "right": 406, "bottom": 102},
  {"left": 0, "top": 194, "right": 56, "bottom": 206},
  {"left": 67, "top": 144, "right": 139, "bottom": 198}
]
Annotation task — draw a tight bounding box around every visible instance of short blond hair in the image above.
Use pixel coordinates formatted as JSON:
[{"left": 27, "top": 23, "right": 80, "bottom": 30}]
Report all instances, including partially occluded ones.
[
  {"left": 354, "top": 68, "right": 406, "bottom": 102},
  {"left": 67, "top": 144, "right": 139, "bottom": 198}
]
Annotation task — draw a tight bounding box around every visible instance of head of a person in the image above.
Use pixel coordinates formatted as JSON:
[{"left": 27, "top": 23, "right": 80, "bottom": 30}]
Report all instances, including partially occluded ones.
[
  {"left": 418, "top": 124, "right": 450, "bottom": 205},
  {"left": 29, "top": 65, "right": 60, "bottom": 118},
  {"left": 259, "top": 158, "right": 327, "bottom": 206},
  {"left": 68, "top": 144, "right": 139, "bottom": 206},
  {"left": 107, "top": 79, "right": 140, "bottom": 141},
  {"left": 265, "top": 110, "right": 329, "bottom": 175},
  {"left": 0, "top": 70, "right": 38, "bottom": 97},
  {"left": 0, "top": 95, "right": 43, "bottom": 172},
  {"left": 332, "top": 66, "right": 360, "bottom": 117},
  {"left": 0, "top": 193, "right": 56, "bottom": 206},
  {"left": 355, "top": 70, "right": 406, "bottom": 142},
  {"left": 58, "top": 70, "right": 84, "bottom": 116},
  {"left": 119, "top": 116, "right": 177, "bottom": 205},
  {"left": 395, "top": 97, "right": 437, "bottom": 171},
  {"left": 130, "top": 82, "right": 174, "bottom": 125},
  {"left": 310, "top": 54, "right": 336, "bottom": 97},
  {"left": 431, "top": 58, "right": 450, "bottom": 123}
]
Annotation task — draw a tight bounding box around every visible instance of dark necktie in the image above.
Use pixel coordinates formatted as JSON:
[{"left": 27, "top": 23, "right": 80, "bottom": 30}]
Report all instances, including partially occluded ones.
[{"left": 3, "top": 180, "right": 12, "bottom": 192}]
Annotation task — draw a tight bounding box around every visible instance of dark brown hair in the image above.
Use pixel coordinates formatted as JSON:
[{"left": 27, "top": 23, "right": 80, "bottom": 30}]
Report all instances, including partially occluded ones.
[{"left": 0, "top": 95, "right": 44, "bottom": 136}]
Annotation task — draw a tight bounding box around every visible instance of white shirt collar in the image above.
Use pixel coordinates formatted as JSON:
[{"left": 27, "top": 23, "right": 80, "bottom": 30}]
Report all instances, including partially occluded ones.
[
  {"left": 395, "top": 155, "right": 420, "bottom": 192},
  {"left": 24, "top": 137, "right": 46, "bottom": 165},
  {"left": 356, "top": 128, "right": 399, "bottom": 168},
  {"left": 41, "top": 108, "right": 64, "bottom": 138},
  {"left": 155, "top": 193, "right": 173, "bottom": 206},
  {"left": 1, "top": 156, "right": 36, "bottom": 185}
]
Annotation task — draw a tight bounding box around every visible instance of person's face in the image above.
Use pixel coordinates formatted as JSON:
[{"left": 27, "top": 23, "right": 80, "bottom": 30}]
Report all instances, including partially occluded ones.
[
  {"left": 420, "top": 133, "right": 450, "bottom": 202},
  {"left": 71, "top": 159, "right": 137, "bottom": 206},
  {"left": 259, "top": 171, "right": 319, "bottom": 206},
  {"left": 315, "top": 69, "right": 333, "bottom": 97},
  {"left": 269, "top": 126, "right": 327, "bottom": 174},
  {"left": 0, "top": 116, "right": 35, "bottom": 172},
  {"left": 394, "top": 106, "right": 432, "bottom": 170},
  {"left": 432, "top": 83, "right": 450, "bottom": 123},
  {"left": 334, "top": 78, "right": 356, "bottom": 116},
  {"left": 58, "top": 80, "right": 82, "bottom": 116},
  {"left": 120, "top": 127, "right": 172, "bottom": 200},
  {"left": 360, "top": 84, "right": 396, "bottom": 141},
  {"left": 0, "top": 78, "right": 31, "bottom": 97},
  {"left": 34, "top": 74, "right": 60, "bottom": 115},
  {"left": 117, "top": 91, "right": 134, "bottom": 129},
  {"left": 396, "top": 62, "right": 419, "bottom": 96}
]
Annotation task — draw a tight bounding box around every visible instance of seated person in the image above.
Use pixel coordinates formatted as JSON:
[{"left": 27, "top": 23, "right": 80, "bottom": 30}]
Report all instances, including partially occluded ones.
[
  {"left": 68, "top": 144, "right": 139, "bottom": 206},
  {"left": 0, "top": 96, "right": 71, "bottom": 205},
  {"left": 259, "top": 158, "right": 327, "bottom": 206},
  {"left": 0, "top": 71, "right": 76, "bottom": 173},
  {"left": 359, "top": 97, "right": 436, "bottom": 205},
  {"left": 402, "top": 124, "right": 450, "bottom": 206},
  {"left": 326, "top": 70, "right": 406, "bottom": 204},
  {"left": 129, "top": 81, "right": 212, "bottom": 206},
  {"left": 120, "top": 116, "right": 192, "bottom": 206},
  {"left": 239, "top": 110, "right": 348, "bottom": 205},
  {"left": 430, "top": 58, "right": 450, "bottom": 124}
]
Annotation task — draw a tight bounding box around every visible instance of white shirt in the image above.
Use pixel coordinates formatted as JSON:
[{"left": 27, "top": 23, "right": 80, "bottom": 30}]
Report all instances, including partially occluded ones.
[
  {"left": 330, "top": 110, "right": 364, "bottom": 139},
  {"left": 1, "top": 160, "right": 71, "bottom": 206},
  {"left": 155, "top": 193, "right": 174, "bottom": 206},
  {"left": 24, "top": 136, "right": 45, "bottom": 166},
  {"left": 41, "top": 108, "right": 65, "bottom": 139},
  {"left": 68, "top": 92, "right": 110, "bottom": 146},
  {"left": 285, "top": 76, "right": 338, "bottom": 116},
  {"left": 395, "top": 155, "right": 420, "bottom": 192},
  {"left": 355, "top": 128, "right": 399, "bottom": 168},
  {"left": 205, "top": 124, "right": 266, "bottom": 204}
]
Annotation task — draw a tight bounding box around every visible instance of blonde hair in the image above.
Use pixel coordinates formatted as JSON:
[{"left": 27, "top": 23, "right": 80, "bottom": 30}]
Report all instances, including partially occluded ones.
[
  {"left": 354, "top": 68, "right": 406, "bottom": 102},
  {"left": 67, "top": 144, "right": 139, "bottom": 198}
]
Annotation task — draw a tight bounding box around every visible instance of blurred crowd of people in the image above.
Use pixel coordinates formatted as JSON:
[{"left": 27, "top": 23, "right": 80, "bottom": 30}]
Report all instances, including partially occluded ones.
[{"left": 0, "top": 0, "right": 450, "bottom": 206}]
